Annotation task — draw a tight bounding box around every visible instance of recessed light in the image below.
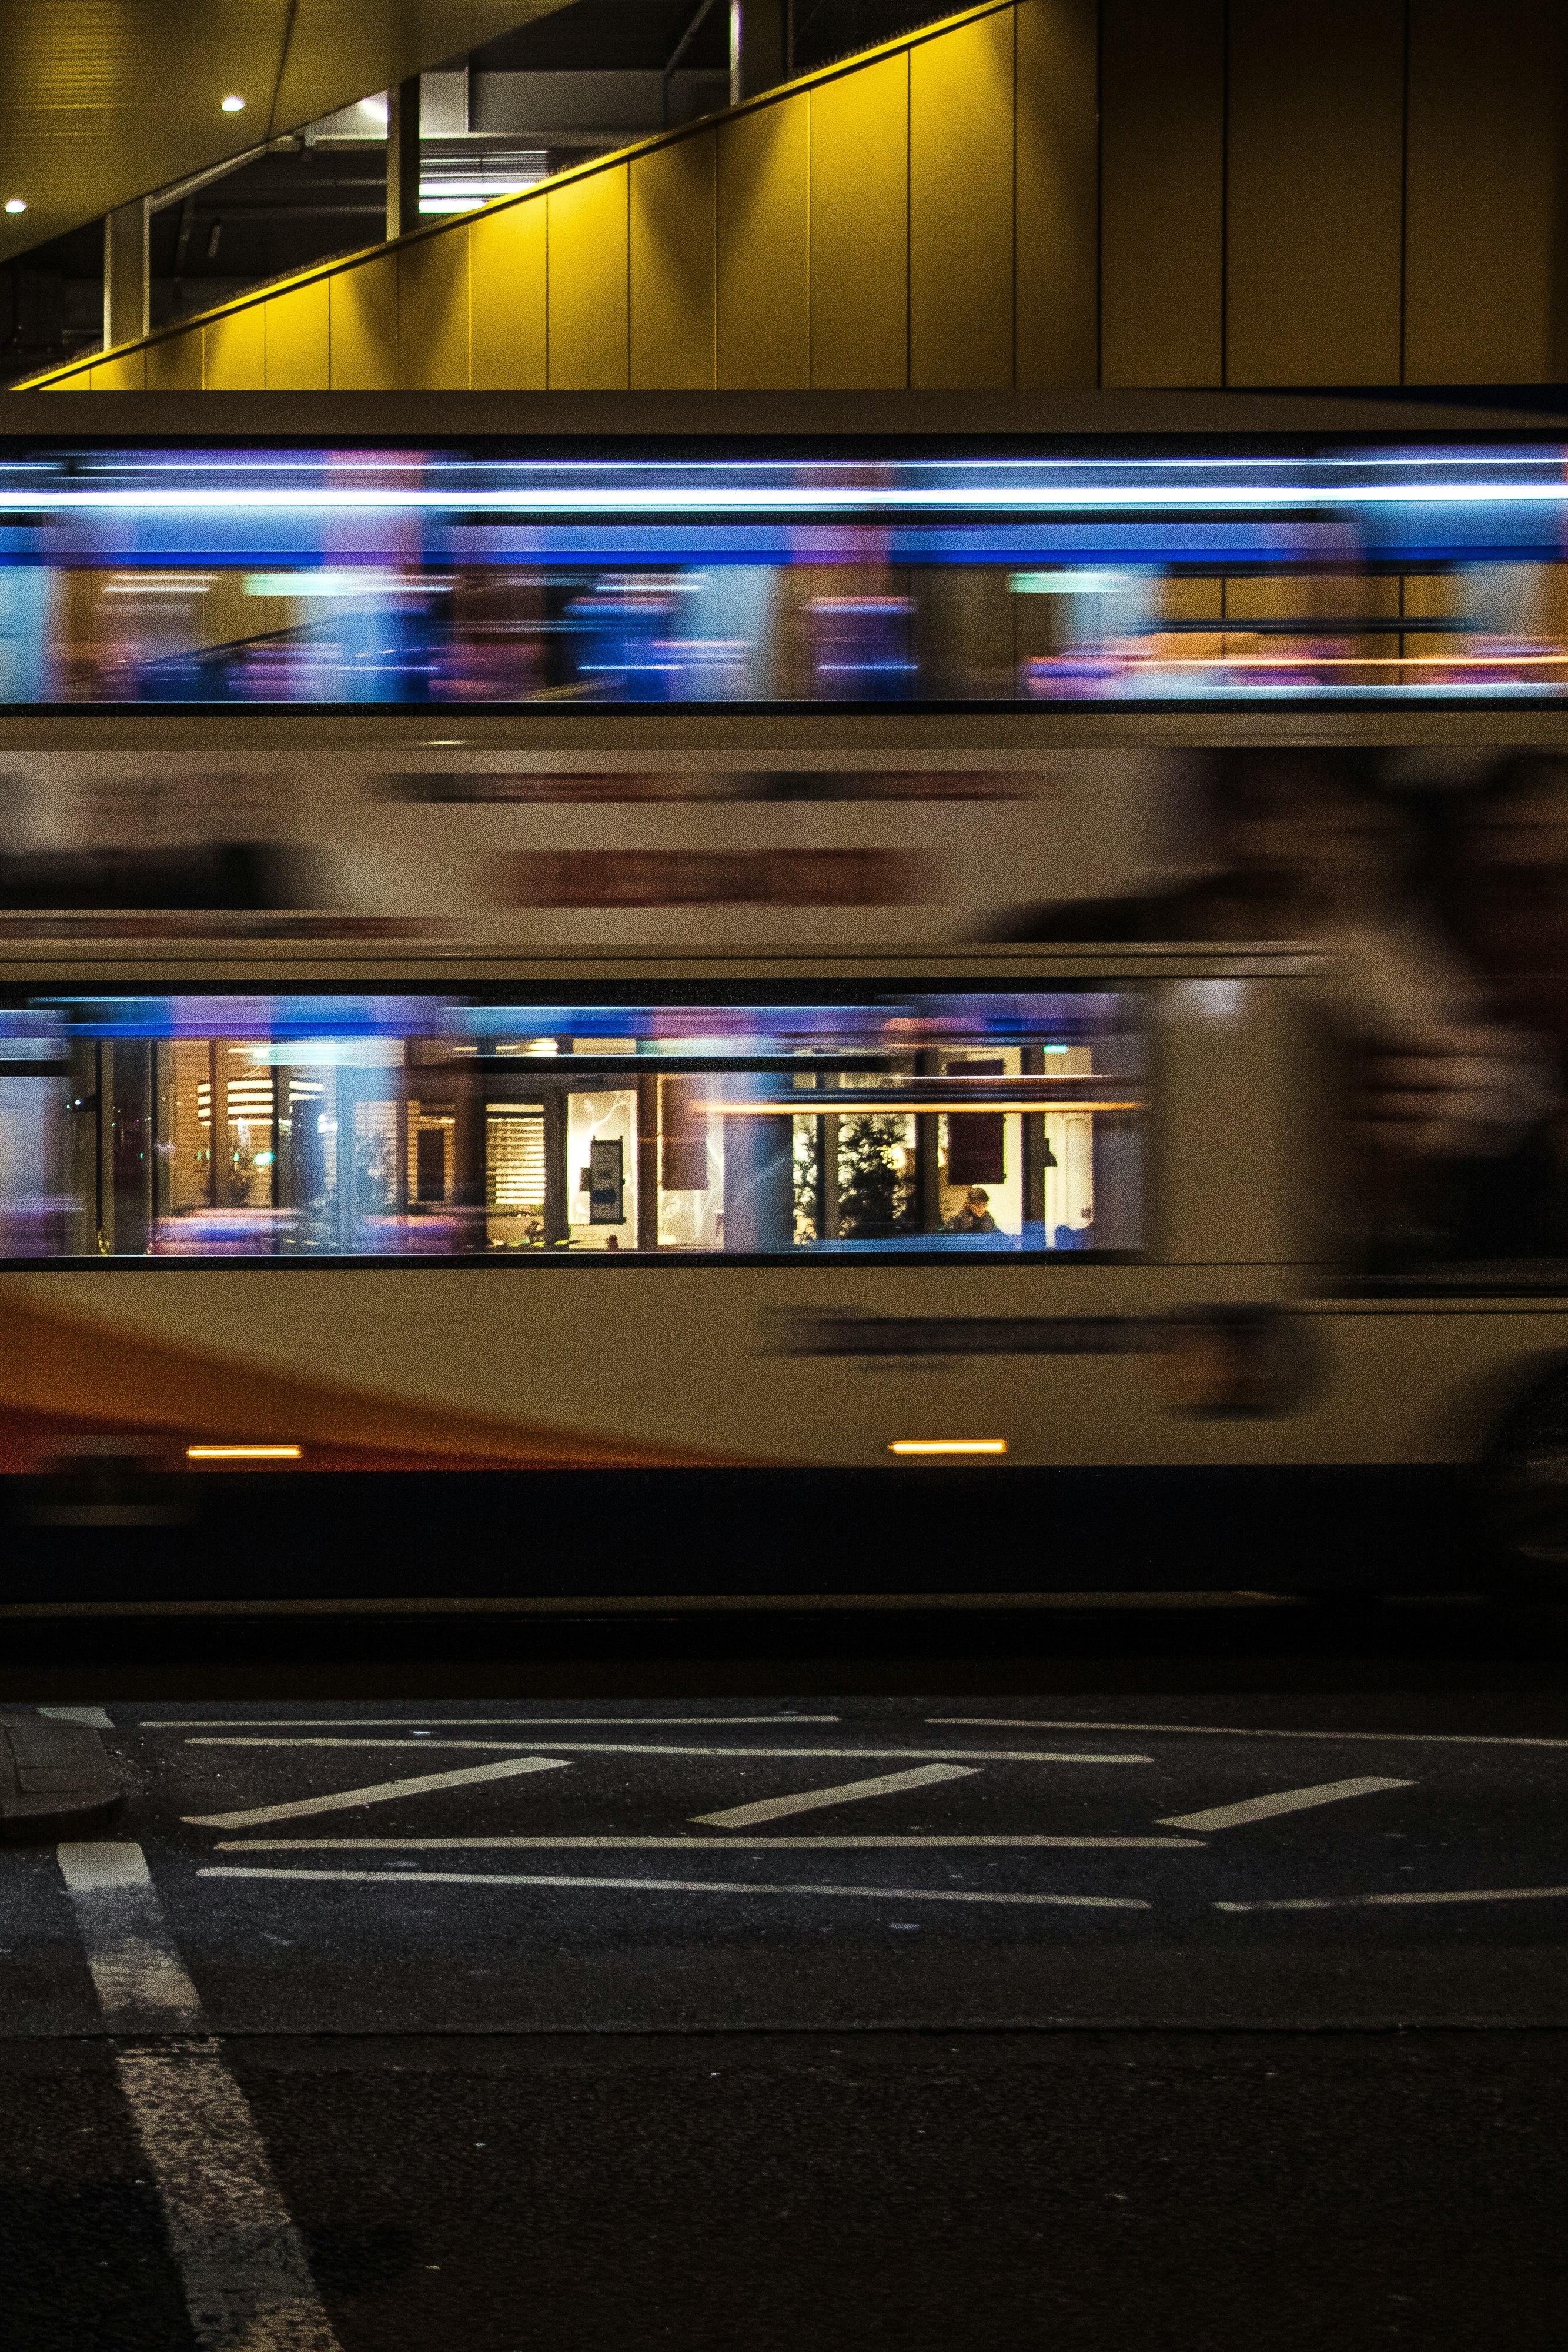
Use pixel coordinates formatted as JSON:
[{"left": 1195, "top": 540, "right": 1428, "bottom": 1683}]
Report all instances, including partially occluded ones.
[
  {"left": 220, "top": 94, "right": 246, "bottom": 112},
  {"left": 4, "top": 199, "right": 25, "bottom": 215}
]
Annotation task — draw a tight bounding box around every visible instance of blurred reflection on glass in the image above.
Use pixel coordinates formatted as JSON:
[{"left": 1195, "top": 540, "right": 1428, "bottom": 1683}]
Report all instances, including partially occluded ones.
[{"left": 6, "top": 441, "right": 1568, "bottom": 707}]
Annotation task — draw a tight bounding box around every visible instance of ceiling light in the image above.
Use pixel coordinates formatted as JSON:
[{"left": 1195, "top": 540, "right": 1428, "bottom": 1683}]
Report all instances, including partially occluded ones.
[
  {"left": 220, "top": 95, "right": 246, "bottom": 112},
  {"left": 4, "top": 199, "right": 25, "bottom": 214}
]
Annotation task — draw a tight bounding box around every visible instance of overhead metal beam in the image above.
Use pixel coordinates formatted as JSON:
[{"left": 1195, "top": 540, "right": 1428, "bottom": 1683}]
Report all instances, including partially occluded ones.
[{"left": 664, "top": 0, "right": 724, "bottom": 125}]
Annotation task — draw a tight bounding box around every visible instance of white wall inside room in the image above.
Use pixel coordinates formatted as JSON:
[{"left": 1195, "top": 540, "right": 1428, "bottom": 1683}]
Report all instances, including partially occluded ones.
[
  {"left": 566, "top": 1087, "right": 636, "bottom": 1248},
  {"left": 1043, "top": 1112, "right": 1095, "bottom": 1240}
]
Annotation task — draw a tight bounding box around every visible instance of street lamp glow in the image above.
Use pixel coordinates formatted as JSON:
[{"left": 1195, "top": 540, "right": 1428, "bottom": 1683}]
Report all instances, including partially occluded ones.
[
  {"left": 4, "top": 199, "right": 26, "bottom": 214},
  {"left": 220, "top": 95, "right": 246, "bottom": 112}
]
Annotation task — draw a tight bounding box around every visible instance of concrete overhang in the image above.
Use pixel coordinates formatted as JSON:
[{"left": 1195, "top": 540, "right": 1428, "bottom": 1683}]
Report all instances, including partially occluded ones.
[{"left": 0, "top": 1, "right": 576, "bottom": 265}]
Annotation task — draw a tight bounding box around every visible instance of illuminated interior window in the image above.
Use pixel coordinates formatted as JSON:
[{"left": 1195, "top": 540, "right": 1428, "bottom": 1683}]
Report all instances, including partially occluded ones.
[{"left": 486, "top": 1105, "right": 546, "bottom": 1247}]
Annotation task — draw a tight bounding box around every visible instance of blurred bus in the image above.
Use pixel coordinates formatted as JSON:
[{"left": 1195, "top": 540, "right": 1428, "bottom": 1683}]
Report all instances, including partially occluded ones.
[{"left": 5, "top": 407, "right": 1568, "bottom": 1589}]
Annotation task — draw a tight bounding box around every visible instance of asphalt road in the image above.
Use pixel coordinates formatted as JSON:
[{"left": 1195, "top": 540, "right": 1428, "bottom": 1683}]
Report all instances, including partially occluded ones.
[
  {"left": 16, "top": 1693, "right": 1568, "bottom": 2033},
  {"left": 5, "top": 1672, "right": 1568, "bottom": 2348}
]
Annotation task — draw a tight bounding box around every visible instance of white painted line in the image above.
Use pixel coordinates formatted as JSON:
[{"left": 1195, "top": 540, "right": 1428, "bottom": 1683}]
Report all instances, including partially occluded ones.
[
  {"left": 199, "top": 1866, "right": 1148, "bottom": 1909},
  {"left": 39, "top": 1703, "right": 112, "bottom": 1727},
  {"left": 58, "top": 1840, "right": 150, "bottom": 1895},
  {"left": 183, "top": 1753, "right": 571, "bottom": 1831},
  {"left": 185, "top": 1738, "right": 1151, "bottom": 1764},
  {"left": 1156, "top": 1776, "right": 1414, "bottom": 1832},
  {"left": 1218, "top": 1885, "right": 1568, "bottom": 1913},
  {"left": 57, "top": 1841, "right": 342, "bottom": 2351},
  {"left": 143, "top": 1715, "right": 841, "bottom": 1728},
  {"left": 58, "top": 1841, "right": 204, "bottom": 2031},
  {"left": 932, "top": 1716, "right": 1568, "bottom": 1750},
  {"left": 115, "top": 2042, "right": 344, "bottom": 2350},
  {"left": 215, "top": 1834, "right": 1203, "bottom": 1852},
  {"left": 692, "top": 1762, "right": 977, "bottom": 1828}
]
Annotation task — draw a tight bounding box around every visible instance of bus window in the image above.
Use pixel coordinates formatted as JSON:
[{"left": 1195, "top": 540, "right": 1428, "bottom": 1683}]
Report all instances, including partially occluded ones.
[{"left": 1, "top": 990, "right": 1143, "bottom": 1261}]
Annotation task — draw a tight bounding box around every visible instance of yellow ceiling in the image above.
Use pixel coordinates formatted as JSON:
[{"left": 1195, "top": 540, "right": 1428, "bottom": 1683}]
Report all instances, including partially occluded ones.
[{"left": 0, "top": 1, "right": 574, "bottom": 266}]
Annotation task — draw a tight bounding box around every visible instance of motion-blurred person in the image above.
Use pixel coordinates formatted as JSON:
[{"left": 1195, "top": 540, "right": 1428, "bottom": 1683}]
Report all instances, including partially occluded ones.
[
  {"left": 985, "top": 747, "right": 1547, "bottom": 1264},
  {"left": 1371, "top": 753, "right": 1568, "bottom": 1261},
  {"left": 984, "top": 748, "right": 1407, "bottom": 943},
  {"left": 1440, "top": 754, "right": 1568, "bottom": 1044}
]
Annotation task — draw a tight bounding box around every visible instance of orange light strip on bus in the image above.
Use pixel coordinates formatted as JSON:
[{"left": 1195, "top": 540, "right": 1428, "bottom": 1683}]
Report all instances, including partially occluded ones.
[
  {"left": 888, "top": 1439, "right": 1008, "bottom": 1458},
  {"left": 186, "top": 1445, "right": 303, "bottom": 1461}
]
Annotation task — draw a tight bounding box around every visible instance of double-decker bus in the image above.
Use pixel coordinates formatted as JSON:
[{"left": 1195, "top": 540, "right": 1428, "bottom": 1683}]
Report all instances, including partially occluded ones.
[{"left": 5, "top": 397, "right": 1568, "bottom": 1598}]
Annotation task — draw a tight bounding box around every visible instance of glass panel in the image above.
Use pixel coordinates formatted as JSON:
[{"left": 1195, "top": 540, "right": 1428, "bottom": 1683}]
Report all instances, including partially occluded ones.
[
  {"left": 0, "top": 991, "right": 1142, "bottom": 1259},
  {"left": 3, "top": 440, "right": 1568, "bottom": 707}
]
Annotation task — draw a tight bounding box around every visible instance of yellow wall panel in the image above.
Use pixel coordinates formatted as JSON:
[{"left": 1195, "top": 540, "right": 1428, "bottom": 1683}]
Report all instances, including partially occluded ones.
[
  {"left": 41, "top": 2, "right": 1568, "bottom": 406},
  {"left": 909, "top": 11, "right": 1014, "bottom": 389},
  {"left": 1015, "top": 0, "right": 1099, "bottom": 387},
  {"left": 715, "top": 97, "right": 809, "bottom": 389},
  {"left": 810, "top": 52, "right": 909, "bottom": 389},
  {"left": 329, "top": 253, "right": 400, "bottom": 390},
  {"left": 264, "top": 280, "right": 330, "bottom": 390},
  {"left": 469, "top": 201, "right": 548, "bottom": 390},
  {"left": 202, "top": 306, "right": 265, "bottom": 391},
  {"left": 1100, "top": 0, "right": 1224, "bottom": 387},
  {"left": 1226, "top": 1, "right": 1403, "bottom": 386},
  {"left": 145, "top": 331, "right": 203, "bottom": 391},
  {"left": 399, "top": 230, "right": 471, "bottom": 390},
  {"left": 89, "top": 350, "right": 146, "bottom": 391},
  {"left": 630, "top": 133, "right": 716, "bottom": 389},
  {"left": 1405, "top": 0, "right": 1568, "bottom": 383},
  {"left": 547, "top": 168, "right": 630, "bottom": 390}
]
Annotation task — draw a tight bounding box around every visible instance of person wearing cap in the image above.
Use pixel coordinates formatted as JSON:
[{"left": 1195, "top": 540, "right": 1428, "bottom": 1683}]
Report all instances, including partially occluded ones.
[{"left": 947, "top": 1185, "right": 999, "bottom": 1235}]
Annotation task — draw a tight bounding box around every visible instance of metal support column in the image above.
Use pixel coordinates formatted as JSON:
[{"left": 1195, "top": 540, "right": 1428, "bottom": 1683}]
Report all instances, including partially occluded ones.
[
  {"left": 209, "top": 1039, "right": 229, "bottom": 1205},
  {"left": 543, "top": 1087, "right": 571, "bottom": 1246},
  {"left": 636, "top": 1073, "right": 660, "bottom": 1250},
  {"left": 816, "top": 1102, "right": 840, "bottom": 1240},
  {"left": 723, "top": 1111, "right": 793, "bottom": 1250},
  {"left": 96, "top": 1043, "right": 113, "bottom": 1254},
  {"left": 387, "top": 77, "right": 422, "bottom": 241},
  {"left": 335, "top": 1067, "right": 357, "bottom": 1251},
  {"left": 1020, "top": 1044, "right": 1054, "bottom": 1244},
  {"left": 730, "top": 0, "right": 789, "bottom": 104},
  {"left": 393, "top": 1061, "right": 410, "bottom": 1219},
  {"left": 106, "top": 1041, "right": 153, "bottom": 1256},
  {"left": 452, "top": 1081, "right": 486, "bottom": 1253},
  {"left": 103, "top": 201, "right": 148, "bottom": 348},
  {"left": 915, "top": 1049, "right": 943, "bottom": 1233}
]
